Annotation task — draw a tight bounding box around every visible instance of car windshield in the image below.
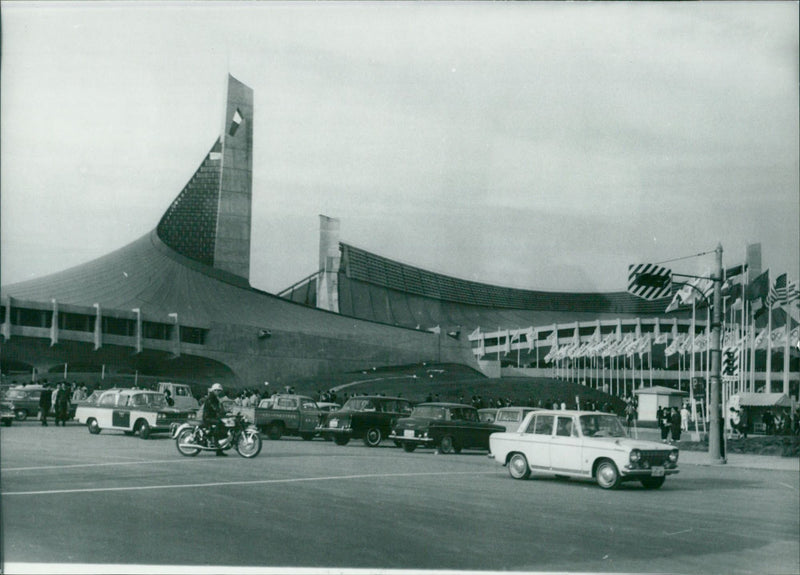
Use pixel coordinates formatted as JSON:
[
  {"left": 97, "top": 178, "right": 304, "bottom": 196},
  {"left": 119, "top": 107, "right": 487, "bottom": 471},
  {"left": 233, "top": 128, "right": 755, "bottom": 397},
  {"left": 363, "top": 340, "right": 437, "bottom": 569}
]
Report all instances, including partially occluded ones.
[
  {"left": 579, "top": 414, "right": 627, "bottom": 438},
  {"left": 497, "top": 410, "right": 522, "bottom": 422},
  {"left": 128, "top": 393, "right": 167, "bottom": 408},
  {"left": 342, "top": 398, "right": 378, "bottom": 412},
  {"left": 379, "top": 400, "right": 412, "bottom": 414},
  {"left": 411, "top": 406, "right": 447, "bottom": 420}
]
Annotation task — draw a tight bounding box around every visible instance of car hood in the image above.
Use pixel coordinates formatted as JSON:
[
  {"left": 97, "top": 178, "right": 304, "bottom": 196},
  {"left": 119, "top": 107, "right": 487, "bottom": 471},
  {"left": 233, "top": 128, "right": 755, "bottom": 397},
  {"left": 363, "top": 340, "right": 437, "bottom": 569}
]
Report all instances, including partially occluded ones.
[
  {"left": 589, "top": 436, "right": 677, "bottom": 451},
  {"left": 393, "top": 416, "right": 434, "bottom": 429}
]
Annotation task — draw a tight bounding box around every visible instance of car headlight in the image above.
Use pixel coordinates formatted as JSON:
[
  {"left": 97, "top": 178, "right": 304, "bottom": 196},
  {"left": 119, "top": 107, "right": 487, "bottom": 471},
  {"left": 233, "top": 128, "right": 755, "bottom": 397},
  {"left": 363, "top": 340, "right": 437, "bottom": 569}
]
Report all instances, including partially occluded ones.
[
  {"left": 629, "top": 449, "right": 641, "bottom": 464},
  {"left": 669, "top": 449, "right": 679, "bottom": 463}
]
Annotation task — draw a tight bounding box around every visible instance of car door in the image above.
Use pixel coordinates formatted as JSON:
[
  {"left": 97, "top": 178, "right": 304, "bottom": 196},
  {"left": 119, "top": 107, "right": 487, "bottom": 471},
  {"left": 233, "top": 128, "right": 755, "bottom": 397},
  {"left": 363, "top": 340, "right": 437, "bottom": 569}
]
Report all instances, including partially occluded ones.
[
  {"left": 549, "top": 415, "right": 583, "bottom": 474},
  {"left": 112, "top": 394, "right": 132, "bottom": 429},
  {"left": 521, "top": 414, "right": 554, "bottom": 470}
]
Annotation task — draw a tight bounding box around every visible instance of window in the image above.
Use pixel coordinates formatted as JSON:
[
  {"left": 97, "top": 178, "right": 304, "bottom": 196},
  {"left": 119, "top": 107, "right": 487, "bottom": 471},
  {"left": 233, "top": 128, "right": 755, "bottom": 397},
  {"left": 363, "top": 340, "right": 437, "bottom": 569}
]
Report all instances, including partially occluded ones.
[
  {"left": 528, "top": 415, "right": 554, "bottom": 435},
  {"left": 276, "top": 398, "right": 297, "bottom": 410},
  {"left": 99, "top": 392, "right": 118, "bottom": 407},
  {"left": 556, "top": 417, "right": 575, "bottom": 437},
  {"left": 498, "top": 410, "right": 522, "bottom": 422}
]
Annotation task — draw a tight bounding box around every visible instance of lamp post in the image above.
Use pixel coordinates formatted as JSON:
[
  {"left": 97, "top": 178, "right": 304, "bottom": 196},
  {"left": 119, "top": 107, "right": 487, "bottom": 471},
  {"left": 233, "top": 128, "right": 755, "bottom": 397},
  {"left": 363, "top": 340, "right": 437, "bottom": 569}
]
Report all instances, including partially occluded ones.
[{"left": 708, "top": 243, "right": 725, "bottom": 463}]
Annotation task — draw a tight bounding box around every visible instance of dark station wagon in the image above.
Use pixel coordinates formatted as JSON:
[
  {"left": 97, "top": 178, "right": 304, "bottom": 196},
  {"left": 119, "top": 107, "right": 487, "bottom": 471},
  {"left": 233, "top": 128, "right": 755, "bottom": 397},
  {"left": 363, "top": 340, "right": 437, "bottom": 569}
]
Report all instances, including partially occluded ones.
[
  {"left": 390, "top": 402, "right": 505, "bottom": 454},
  {"left": 317, "top": 395, "right": 413, "bottom": 447}
]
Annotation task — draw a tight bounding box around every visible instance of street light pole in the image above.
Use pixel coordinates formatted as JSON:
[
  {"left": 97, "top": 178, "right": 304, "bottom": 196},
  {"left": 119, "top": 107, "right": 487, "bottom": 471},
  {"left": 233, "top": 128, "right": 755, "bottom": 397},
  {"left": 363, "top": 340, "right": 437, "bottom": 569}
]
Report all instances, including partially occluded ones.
[{"left": 708, "top": 243, "right": 726, "bottom": 463}]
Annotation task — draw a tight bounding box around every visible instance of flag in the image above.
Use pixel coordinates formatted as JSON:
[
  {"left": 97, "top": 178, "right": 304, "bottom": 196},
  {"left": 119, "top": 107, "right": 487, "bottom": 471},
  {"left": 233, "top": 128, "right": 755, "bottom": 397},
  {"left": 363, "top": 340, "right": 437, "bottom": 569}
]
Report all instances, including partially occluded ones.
[
  {"left": 753, "top": 329, "right": 768, "bottom": 350},
  {"left": 725, "top": 264, "right": 748, "bottom": 279},
  {"left": 229, "top": 108, "right": 244, "bottom": 136},
  {"left": 747, "top": 269, "right": 770, "bottom": 303},
  {"left": 769, "top": 328, "right": 786, "bottom": 347},
  {"left": 767, "top": 273, "right": 787, "bottom": 308},
  {"left": 665, "top": 276, "right": 714, "bottom": 313},
  {"left": 664, "top": 334, "right": 685, "bottom": 356},
  {"left": 787, "top": 280, "right": 800, "bottom": 304}
]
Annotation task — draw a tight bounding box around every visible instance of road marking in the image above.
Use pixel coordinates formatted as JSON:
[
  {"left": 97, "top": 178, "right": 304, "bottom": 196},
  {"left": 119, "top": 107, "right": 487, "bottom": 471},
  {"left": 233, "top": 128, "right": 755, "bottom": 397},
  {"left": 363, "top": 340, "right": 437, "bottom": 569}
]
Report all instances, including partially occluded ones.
[
  {"left": 3, "top": 470, "right": 497, "bottom": 496},
  {"left": 2, "top": 459, "right": 213, "bottom": 472}
]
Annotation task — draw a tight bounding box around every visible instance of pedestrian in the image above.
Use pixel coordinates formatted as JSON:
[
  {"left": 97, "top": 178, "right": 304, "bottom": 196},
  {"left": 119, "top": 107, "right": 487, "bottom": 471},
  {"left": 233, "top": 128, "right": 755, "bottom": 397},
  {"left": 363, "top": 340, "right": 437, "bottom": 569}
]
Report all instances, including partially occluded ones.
[
  {"left": 739, "top": 407, "right": 748, "bottom": 439},
  {"left": 54, "top": 382, "right": 70, "bottom": 426},
  {"left": 39, "top": 384, "right": 52, "bottom": 426},
  {"left": 763, "top": 409, "right": 775, "bottom": 435},
  {"left": 658, "top": 406, "right": 670, "bottom": 443},
  {"left": 729, "top": 407, "right": 741, "bottom": 439},
  {"left": 680, "top": 404, "right": 690, "bottom": 432},
  {"left": 669, "top": 406, "right": 682, "bottom": 443}
]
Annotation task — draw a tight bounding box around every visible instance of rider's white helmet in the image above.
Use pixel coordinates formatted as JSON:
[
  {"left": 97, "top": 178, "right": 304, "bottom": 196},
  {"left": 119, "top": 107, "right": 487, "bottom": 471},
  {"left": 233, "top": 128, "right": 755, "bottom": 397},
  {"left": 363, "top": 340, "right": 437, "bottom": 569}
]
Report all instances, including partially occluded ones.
[{"left": 210, "top": 383, "right": 223, "bottom": 393}]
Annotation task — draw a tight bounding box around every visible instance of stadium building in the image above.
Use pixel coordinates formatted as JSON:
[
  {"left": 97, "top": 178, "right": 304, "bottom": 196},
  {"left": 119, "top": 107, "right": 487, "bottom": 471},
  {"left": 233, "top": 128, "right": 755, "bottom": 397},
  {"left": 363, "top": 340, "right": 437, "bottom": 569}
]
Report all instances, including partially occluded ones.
[{"left": 2, "top": 76, "right": 796, "bottom": 395}]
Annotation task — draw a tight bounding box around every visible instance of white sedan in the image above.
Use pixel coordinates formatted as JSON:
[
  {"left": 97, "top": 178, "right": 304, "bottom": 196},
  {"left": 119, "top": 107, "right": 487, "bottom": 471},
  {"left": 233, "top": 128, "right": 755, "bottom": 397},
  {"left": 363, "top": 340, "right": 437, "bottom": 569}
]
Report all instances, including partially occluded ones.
[{"left": 489, "top": 409, "right": 679, "bottom": 489}]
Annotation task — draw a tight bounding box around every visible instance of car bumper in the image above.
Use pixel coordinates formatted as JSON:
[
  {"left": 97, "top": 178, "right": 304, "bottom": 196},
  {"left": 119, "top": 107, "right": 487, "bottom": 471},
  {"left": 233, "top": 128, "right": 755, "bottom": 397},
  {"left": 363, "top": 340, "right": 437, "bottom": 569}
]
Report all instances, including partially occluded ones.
[
  {"left": 317, "top": 427, "right": 352, "bottom": 437},
  {"left": 621, "top": 467, "right": 679, "bottom": 477},
  {"left": 388, "top": 433, "right": 434, "bottom": 445}
]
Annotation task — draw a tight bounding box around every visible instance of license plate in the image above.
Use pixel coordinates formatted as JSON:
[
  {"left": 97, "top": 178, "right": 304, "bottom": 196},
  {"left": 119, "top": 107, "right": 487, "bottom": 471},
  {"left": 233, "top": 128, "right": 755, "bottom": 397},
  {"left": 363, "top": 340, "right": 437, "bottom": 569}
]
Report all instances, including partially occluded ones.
[
  {"left": 403, "top": 429, "right": 415, "bottom": 438},
  {"left": 330, "top": 420, "right": 338, "bottom": 428},
  {"left": 651, "top": 466, "right": 665, "bottom": 477}
]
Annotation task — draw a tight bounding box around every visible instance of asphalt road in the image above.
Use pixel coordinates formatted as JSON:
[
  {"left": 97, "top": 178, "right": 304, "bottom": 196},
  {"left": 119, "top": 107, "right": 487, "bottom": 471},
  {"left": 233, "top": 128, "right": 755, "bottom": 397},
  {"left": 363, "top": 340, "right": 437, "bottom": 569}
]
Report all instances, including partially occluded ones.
[{"left": 1, "top": 422, "right": 798, "bottom": 574}]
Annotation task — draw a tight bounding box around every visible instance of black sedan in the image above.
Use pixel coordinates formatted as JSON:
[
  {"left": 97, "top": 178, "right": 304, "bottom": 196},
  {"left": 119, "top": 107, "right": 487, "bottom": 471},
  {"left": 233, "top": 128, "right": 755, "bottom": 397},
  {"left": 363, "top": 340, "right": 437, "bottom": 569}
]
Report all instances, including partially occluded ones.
[
  {"left": 390, "top": 403, "right": 505, "bottom": 454},
  {"left": 317, "top": 395, "right": 413, "bottom": 447}
]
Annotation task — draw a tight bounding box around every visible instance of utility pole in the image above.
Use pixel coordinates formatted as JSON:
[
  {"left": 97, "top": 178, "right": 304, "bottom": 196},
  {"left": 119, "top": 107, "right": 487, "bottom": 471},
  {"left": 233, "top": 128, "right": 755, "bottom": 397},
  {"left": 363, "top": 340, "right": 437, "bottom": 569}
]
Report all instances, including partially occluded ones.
[{"left": 708, "top": 243, "right": 726, "bottom": 463}]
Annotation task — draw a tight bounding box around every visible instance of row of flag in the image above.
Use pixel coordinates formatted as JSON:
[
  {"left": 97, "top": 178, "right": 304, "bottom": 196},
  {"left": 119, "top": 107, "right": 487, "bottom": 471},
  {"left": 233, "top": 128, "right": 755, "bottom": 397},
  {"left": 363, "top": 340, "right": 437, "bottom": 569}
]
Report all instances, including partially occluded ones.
[{"left": 664, "top": 265, "right": 799, "bottom": 318}]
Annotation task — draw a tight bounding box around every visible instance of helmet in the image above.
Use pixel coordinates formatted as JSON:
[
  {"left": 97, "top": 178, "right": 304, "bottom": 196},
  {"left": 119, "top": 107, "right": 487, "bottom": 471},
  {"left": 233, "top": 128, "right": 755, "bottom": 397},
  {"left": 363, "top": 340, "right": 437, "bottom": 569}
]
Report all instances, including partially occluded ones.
[{"left": 210, "top": 383, "right": 223, "bottom": 393}]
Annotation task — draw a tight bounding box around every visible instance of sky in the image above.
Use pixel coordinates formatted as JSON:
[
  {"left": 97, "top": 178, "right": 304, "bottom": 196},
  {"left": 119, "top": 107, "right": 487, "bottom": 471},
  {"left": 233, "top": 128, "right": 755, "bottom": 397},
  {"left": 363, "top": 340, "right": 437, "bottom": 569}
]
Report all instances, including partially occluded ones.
[{"left": 2, "top": 1, "right": 798, "bottom": 296}]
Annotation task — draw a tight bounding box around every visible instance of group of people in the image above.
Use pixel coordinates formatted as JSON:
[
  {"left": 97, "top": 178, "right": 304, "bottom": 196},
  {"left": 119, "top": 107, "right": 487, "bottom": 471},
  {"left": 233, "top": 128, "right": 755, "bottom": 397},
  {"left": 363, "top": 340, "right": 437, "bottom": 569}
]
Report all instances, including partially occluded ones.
[
  {"left": 37, "top": 381, "right": 82, "bottom": 426},
  {"left": 657, "top": 405, "right": 683, "bottom": 443}
]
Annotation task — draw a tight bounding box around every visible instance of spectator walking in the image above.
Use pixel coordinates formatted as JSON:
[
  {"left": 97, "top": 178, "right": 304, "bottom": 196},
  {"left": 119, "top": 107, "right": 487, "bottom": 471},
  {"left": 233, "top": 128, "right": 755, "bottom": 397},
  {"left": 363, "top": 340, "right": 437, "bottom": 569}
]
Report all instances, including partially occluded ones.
[
  {"left": 39, "top": 384, "right": 52, "bottom": 426},
  {"left": 669, "top": 406, "right": 682, "bottom": 443},
  {"left": 739, "top": 407, "right": 748, "bottom": 439},
  {"left": 657, "top": 406, "right": 670, "bottom": 443},
  {"left": 680, "top": 404, "right": 690, "bottom": 432},
  {"left": 54, "top": 382, "right": 70, "bottom": 426},
  {"left": 729, "top": 407, "right": 741, "bottom": 439}
]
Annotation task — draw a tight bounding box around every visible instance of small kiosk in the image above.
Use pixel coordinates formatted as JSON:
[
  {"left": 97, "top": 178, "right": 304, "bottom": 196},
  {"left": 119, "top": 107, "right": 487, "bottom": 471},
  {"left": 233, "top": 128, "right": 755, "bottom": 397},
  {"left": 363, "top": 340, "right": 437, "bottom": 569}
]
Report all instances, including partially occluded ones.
[{"left": 633, "top": 385, "right": 689, "bottom": 423}]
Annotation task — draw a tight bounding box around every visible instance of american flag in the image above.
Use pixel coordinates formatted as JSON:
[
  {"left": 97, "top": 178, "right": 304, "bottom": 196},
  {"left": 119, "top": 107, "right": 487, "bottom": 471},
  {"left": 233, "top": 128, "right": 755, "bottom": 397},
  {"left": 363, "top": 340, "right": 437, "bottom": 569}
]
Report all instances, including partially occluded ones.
[{"left": 767, "top": 273, "right": 799, "bottom": 307}]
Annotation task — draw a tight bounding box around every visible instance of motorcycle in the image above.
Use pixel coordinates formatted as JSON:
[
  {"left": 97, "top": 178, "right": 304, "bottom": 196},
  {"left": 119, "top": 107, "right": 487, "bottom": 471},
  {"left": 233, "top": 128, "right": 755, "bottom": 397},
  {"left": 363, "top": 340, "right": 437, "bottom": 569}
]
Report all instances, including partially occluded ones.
[{"left": 172, "top": 413, "right": 262, "bottom": 458}]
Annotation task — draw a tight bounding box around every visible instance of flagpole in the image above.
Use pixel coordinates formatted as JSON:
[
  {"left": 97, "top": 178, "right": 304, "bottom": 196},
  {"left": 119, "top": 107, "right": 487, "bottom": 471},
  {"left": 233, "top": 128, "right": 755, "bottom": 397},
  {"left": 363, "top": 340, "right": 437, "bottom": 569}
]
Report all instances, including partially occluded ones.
[
  {"left": 784, "top": 313, "right": 791, "bottom": 395},
  {"left": 749, "top": 308, "right": 756, "bottom": 392},
  {"left": 766, "top": 305, "right": 773, "bottom": 392},
  {"left": 690, "top": 300, "right": 696, "bottom": 390}
]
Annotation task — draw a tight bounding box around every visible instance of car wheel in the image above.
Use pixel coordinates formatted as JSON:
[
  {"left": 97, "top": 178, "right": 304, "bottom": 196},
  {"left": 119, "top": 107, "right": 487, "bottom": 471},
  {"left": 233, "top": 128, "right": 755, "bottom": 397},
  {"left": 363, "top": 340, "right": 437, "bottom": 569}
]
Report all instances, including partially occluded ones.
[
  {"left": 333, "top": 435, "right": 350, "bottom": 446},
  {"left": 363, "top": 427, "right": 382, "bottom": 447},
  {"left": 438, "top": 435, "right": 457, "bottom": 454},
  {"left": 640, "top": 476, "right": 666, "bottom": 489},
  {"left": 15, "top": 409, "right": 27, "bottom": 421},
  {"left": 87, "top": 418, "right": 101, "bottom": 434},
  {"left": 267, "top": 423, "right": 283, "bottom": 440},
  {"left": 3, "top": 418, "right": 12, "bottom": 427},
  {"left": 137, "top": 420, "right": 151, "bottom": 440},
  {"left": 595, "top": 459, "right": 621, "bottom": 490},
  {"left": 402, "top": 442, "right": 417, "bottom": 453},
  {"left": 508, "top": 453, "right": 531, "bottom": 480}
]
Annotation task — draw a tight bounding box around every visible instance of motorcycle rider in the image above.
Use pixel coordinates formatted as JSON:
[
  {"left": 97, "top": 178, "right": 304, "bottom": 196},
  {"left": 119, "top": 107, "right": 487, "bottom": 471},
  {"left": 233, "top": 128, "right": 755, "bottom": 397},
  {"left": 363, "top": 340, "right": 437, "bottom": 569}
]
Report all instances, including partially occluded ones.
[{"left": 203, "top": 383, "right": 228, "bottom": 456}]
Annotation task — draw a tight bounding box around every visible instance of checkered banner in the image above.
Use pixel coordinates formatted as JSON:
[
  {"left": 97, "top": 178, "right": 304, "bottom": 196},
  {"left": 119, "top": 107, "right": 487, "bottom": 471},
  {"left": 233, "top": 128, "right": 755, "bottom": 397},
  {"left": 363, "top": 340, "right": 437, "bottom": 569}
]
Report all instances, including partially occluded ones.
[
  {"left": 627, "top": 263, "right": 672, "bottom": 300},
  {"left": 722, "top": 346, "right": 740, "bottom": 379}
]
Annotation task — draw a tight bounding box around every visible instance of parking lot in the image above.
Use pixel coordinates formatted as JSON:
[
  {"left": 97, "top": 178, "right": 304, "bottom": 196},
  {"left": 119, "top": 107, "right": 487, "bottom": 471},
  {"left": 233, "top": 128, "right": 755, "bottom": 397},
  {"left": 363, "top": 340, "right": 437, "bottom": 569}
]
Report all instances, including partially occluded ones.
[{"left": 2, "top": 421, "right": 798, "bottom": 574}]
